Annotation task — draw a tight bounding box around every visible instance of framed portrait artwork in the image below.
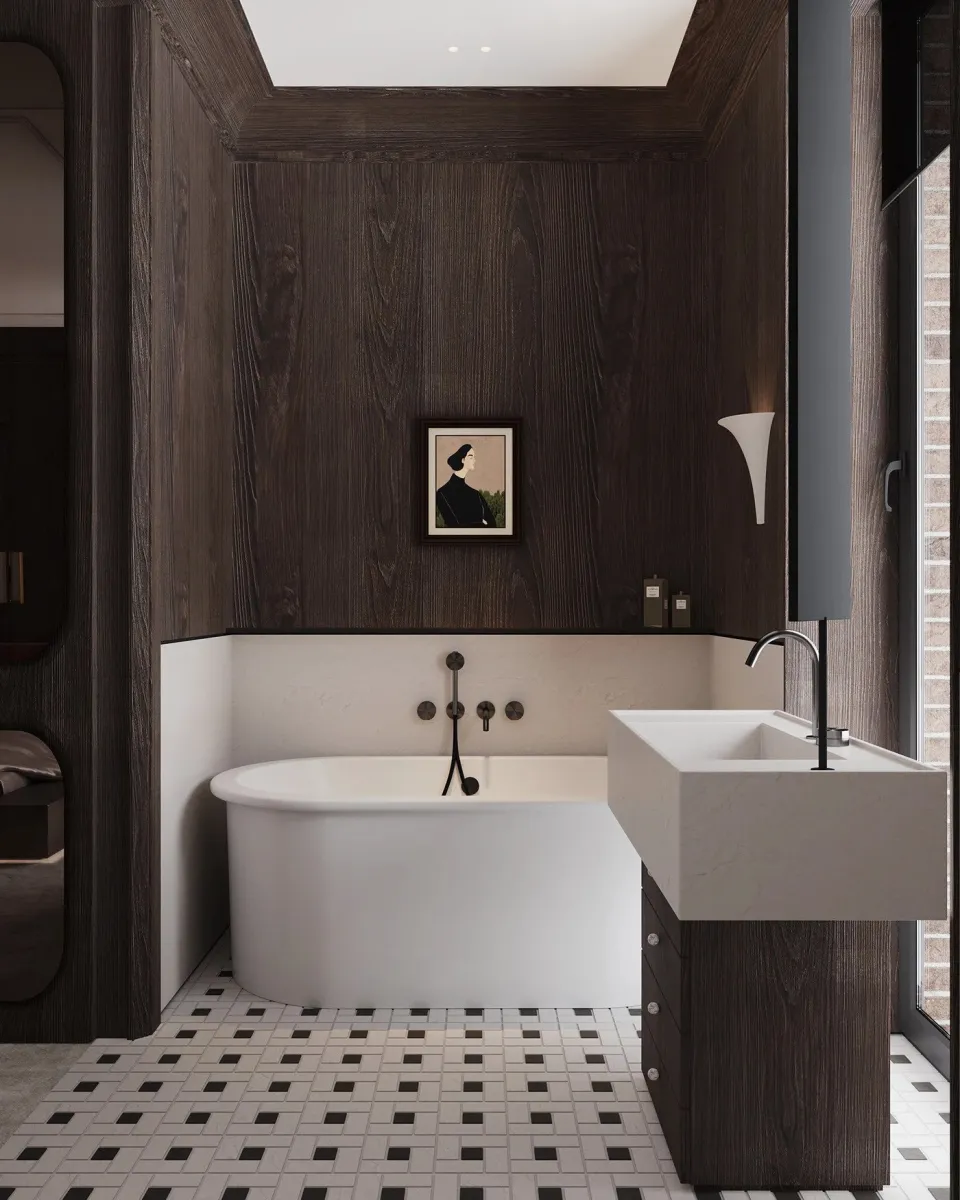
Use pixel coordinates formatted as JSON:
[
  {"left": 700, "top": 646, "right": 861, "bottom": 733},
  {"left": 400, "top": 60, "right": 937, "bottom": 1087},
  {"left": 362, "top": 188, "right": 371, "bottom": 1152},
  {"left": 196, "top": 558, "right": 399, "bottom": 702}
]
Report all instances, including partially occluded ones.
[{"left": 418, "top": 419, "right": 521, "bottom": 543}]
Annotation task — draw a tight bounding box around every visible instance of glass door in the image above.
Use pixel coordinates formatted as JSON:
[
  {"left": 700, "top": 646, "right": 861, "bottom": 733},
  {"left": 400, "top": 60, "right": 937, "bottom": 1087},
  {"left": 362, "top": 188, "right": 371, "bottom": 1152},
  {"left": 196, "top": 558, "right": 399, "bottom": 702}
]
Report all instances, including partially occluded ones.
[{"left": 899, "top": 147, "right": 951, "bottom": 1077}]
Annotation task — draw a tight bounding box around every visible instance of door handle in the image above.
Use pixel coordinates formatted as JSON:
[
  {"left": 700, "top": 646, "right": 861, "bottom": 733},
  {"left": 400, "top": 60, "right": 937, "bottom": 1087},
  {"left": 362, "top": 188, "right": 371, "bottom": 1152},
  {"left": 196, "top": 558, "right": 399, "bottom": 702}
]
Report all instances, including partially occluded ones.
[{"left": 884, "top": 457, "right": 903, "bottom": 513}]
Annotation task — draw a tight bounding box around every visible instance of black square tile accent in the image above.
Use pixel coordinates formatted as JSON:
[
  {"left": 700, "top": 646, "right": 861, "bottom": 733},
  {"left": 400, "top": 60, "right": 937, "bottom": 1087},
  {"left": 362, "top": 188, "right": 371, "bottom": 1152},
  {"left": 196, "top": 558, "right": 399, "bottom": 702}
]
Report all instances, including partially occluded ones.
[
  {"left": 465, "top": 1008, "right": 484, "bottom": 1016},
  {"left": 411, "top": 1008, "right": 429, "bottom": 1016},
  {"left": 403, "top": 1053, "right": 422, "bottom": 1064},
  {"left": 256, "top": 1112, "right": 279, "bottom": 1125},
  {"left": 159, "top": 1054, "right": 180, "bottom": 1064},
  {"left": 520, "top": 1008, "right": 538, "bottom": 1016},
  {"left": 461, "top": 1146, "right": 484, "bottom": 1160},
  {"left": 139, "top": 1082, "right": 162, "bottom": 1093},
  {"left": 92, "top": 1147, "right": 119, "bottom": 1161},
  {"left": 192, "top": 1007, "right": 211, "bottom": 1016},
  {"left": 522, "top": 1030, "right": 541, "bottom": 1039},
  {"left": 616, "top": 1190, "right": 644, "bottom": 1200},
  {"left": 222, "top": 1191, "right": 249, "bottom": 1200},
  {"left": 98, "top": 1053, "right": 120, "bottom": 1064},
  {"left": 531, "top": 1112, "right": 553, "bottom": 1124},
  {"left": 218, "top": 969, "right": 233, "bottom": 977},
  {"left": 176, "top": 1030, "right": 196, "bottom": 1039},
  {"left": 592, "top": 1081, "right": 614, "bottom": 1092},
  {"left": 398, "top": 1081, "right": 419, "bottom": 1093},
  {"left": 387, "top": 1147, "right": 411, "bottom": 1161},
  {"left": 302, "top": 1191, "right": 327, "bottom": 1200},
  {"left": 118, "top": 1112, "right": 142, "bottom": 1125},
  {"left": 221, "top": 1053, "right": 241, "bottom": 1064},
  {"left": 463, "top": 1081, "right": 483, "bottom": 1092},
  {"left": 18, "top": 1147, "right": 46, "bottom": 1160},
  {"left": 462, "top": 1111, "right": 483, "bottom": 1124},
  {"left": 74, "top": 1081, "right": 98, "bottom": 1093},
  {"left": 579, "top": 1029, "right": 599, "bottom": 1039},
  {"left": 282, "top": 1053, "right": 302, "bottom": 1064},
  {"left": 890, "top": 1054, "right": 911, "bottom": 1063},
  {"left": 628, "top": 1007, "right": 642, "bottom": 1016},
  {"left": 293, "top": 1029, "right": 311, "bottom": 1039},
  {"left": 204, "top": 1082, "right": 227, "bottom": 1094},
  {"left": 460, "top": 1191, "right": 484, "bottom": 1200},
  {"left": 342, "top": 1053, "right": 363, "bottom": 1064},
  {"left": 240, "top": 1147, "right": 264, "bottom": 1161},
  {"left": 355, "top": 1007, "right": 374, "bottom": 1016},
  {"left": 464, "top": 1053, "right": 483, "bottom": 1064},
  {"left": 407, "top": 1030, "right": 425, "bottom": 1039},
  {"left": 585, "top": 1054, "right": 605, "bottom": 1065},
  {"left": 380, "top": 1190, "right": 406, "bottom": 1200},
  {"left": 393, "top": 1112, "right": 416, "bottom": 1124},
  {"left": 48, "top": 1111, "right": 74, "bottom": 1123},
  {"left": 534, "top": 1146, "right": 558, "bottom": 1161},
  {"left": 314, "top": 1147, "right": 338, "bottom": 1161},
  {"left": 247, "top": 1007, "right": 265, "bottom": 1017},
  {"left": 899, "top": 1148, "right": 927, "bottom": 1160},
  {"left": 912, "top": 1082, "right": 937, "bottom": 1093},
  {"left": 607, "top": 1147, "right": 631, "bottom": 1161},
  {"left": 465, "top": 1030, "right": 483, "bottom": 1039},
  {"left": 525, "top": 1054, "right": 545, "bottom": 1064},
  {"left": 528, "top": 1081, "right": 548, "bottom": 1093},
  {"left": 350, "top": 1030, "right": 368, "bottom": 1039},
  {"left": 186, "top": 1112, "right": 210, "bottom": 1125},
  {"left": 573, "top": 1008, "right": 593, "bottom": 1016},
  {"left": 143, "top": 1190, "right": 172, "bottom": 1200},
  {"left": 206, "top": 987, "right": 223, "bottom": 996},
  {"left": 599, "top": 1111, "right": 622, "bottom": 1124},
  {"left": 942, "top": 1112, "right": 950, "bottom": 1122},
  {"left": 270, "top": 1081, "right": 291, "bottom": 1093},
  {"left": 538, "top": 1190, "right": 563, "bottom": 1200},
  {"left": 334, "top": 1081, "right": 355, "bottom": 1093},
  {"left": 234, "top": 1030, "right": 253, "bottom": 1040},
  {"left": 325, "top": 1112, "right": 348, "bottom": 1125},
  {"left": 302, "top": 1007, "right": 320, "bottom": 1016},
  {"left": 63, "top": 1191, "right": 93, "bottom": 1200},
  {"left": 166, "top": 1147, "right": 192, "bottom": 1161}
]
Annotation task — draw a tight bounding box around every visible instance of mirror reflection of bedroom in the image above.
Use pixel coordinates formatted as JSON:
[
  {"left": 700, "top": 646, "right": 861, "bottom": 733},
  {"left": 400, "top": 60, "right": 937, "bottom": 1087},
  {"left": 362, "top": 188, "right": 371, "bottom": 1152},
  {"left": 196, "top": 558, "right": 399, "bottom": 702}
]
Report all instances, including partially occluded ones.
[{"left": 0, "top": 42, "right": 67, "bottom": 1000}]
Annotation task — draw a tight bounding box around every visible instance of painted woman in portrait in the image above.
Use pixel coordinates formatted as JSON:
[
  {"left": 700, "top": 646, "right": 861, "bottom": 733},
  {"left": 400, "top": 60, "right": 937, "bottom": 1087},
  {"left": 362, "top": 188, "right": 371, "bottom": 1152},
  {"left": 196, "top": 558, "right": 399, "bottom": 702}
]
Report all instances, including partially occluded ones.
[{"left": 435, "top": 444, "right": 497, "bottom": 528}]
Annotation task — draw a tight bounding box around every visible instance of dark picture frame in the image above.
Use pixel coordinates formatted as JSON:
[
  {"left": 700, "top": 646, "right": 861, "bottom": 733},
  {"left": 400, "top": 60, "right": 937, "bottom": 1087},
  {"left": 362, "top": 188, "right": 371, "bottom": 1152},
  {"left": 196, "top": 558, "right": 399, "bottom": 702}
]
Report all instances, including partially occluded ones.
[{"left": 418, "top": 418, "right": 522, "bottom": 543}]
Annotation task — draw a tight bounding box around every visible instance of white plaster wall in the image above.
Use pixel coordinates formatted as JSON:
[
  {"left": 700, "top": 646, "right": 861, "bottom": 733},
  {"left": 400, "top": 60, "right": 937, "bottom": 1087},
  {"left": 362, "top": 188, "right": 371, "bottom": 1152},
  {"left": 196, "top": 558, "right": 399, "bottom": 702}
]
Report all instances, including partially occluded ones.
[
  {"left": 160, "top": 638, "right": 233, "bottom": 1008},
  {"left": 710, "top": 634, "right": 784, "bottom": 710}
]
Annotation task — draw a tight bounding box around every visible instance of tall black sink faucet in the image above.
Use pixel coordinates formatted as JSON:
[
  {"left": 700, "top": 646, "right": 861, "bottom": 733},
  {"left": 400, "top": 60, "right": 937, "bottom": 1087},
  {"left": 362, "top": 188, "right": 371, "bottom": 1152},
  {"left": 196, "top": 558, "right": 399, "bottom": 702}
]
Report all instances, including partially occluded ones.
[{"left": 745, "top": 624, "right": 848, "bottom": 771}]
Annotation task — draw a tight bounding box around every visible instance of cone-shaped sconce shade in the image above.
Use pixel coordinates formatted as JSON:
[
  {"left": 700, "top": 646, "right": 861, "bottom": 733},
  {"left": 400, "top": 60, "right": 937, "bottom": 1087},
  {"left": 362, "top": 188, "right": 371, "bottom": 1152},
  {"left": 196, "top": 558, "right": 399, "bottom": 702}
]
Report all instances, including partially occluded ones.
[{"left": 718, "top": 412, "right": 776, "bottom": 525}]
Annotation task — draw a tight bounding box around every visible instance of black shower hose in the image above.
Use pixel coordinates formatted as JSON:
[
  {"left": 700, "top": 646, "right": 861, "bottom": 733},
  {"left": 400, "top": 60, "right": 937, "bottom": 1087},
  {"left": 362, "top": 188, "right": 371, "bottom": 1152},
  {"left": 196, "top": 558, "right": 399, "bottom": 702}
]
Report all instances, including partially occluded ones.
[{"left": 441, "top": 714, "right": 480, "bottom": 796}]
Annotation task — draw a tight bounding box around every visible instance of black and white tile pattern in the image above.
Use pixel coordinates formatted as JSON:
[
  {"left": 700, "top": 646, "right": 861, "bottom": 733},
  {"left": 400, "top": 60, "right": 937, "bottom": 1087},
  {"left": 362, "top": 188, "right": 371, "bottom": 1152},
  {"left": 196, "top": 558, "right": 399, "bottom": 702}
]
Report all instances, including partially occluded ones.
[{"left": 0, "top": 936, "right": 949, "bottom": 1200}]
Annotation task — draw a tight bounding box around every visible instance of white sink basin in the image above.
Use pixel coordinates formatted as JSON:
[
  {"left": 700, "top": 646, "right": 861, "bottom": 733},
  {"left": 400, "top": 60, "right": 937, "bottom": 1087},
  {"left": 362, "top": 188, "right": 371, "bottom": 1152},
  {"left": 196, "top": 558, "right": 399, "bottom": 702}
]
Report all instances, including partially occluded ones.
[{"left": 607, "top": 709, "right": 948, "bottom": 921}]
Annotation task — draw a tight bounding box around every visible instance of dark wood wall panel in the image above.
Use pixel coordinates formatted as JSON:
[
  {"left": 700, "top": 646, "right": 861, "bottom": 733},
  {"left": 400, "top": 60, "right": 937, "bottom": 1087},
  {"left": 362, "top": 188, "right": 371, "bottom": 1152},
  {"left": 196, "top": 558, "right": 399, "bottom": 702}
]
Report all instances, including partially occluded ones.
[
  {"left": 233, "top": 161, "right": 715, "bottom": 631},
  {"left": 706, "top": 28, "right": 788, "bottom": 641},
  {"left": 151, "top": 24, "right": 235, "bottom": 642}
]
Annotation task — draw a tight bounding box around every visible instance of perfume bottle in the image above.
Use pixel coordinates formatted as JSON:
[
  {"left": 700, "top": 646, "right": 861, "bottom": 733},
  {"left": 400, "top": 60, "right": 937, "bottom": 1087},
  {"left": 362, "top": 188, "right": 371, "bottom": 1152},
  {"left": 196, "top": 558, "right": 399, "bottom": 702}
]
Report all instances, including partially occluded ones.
[
  {"left": 672, "top": 592, "right": 691, "bottom": 629},
  {"left": 643, "top": 576, "right": 669, "bottom": 628}
]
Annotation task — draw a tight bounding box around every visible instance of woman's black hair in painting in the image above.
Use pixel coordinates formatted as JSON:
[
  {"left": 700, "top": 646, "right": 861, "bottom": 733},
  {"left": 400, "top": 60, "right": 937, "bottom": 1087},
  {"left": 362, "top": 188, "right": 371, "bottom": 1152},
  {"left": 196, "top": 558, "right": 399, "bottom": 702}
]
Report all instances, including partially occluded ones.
[{"left": 447, "top": 444, "right": 472, "bottom": 471}]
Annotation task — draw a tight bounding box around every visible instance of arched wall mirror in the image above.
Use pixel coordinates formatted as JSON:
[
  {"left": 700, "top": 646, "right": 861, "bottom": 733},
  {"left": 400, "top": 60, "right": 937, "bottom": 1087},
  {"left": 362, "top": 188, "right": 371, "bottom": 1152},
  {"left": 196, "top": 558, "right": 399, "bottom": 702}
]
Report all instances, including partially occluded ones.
[
  {"left": 0, "top": 731, "right": 64, "bottom": 999},
  {"left": 0, "top": 42, "right": 67, "bottom": 663}
]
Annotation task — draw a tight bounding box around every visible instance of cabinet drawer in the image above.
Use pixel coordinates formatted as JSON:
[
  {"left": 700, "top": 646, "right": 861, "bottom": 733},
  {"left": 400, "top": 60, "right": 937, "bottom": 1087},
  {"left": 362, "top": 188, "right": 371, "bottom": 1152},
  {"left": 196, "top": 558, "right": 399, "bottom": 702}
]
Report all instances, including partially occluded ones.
[
  {"left": 642, "top": 864, "right": 681, "bottom": 953},
  {"left": 642, "top": 954, "right": 684, "bottom": 1098},
  {"left": 641, "top": 1022, "right": 686, "bottom": 1175},
  {"left": 642, "top": 890, "right": 682, "bottom": 1016}
]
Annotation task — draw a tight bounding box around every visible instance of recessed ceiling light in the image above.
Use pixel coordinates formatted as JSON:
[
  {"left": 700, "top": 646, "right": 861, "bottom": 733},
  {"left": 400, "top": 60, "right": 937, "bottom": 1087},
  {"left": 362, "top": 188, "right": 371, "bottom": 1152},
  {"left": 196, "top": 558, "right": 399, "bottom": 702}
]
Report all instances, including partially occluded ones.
[
  {"left": 480, "top": 46, "right": 491, "bottom": 52},
  {"left": 448, "top": 46, "right": 458, "bottom": 52}
]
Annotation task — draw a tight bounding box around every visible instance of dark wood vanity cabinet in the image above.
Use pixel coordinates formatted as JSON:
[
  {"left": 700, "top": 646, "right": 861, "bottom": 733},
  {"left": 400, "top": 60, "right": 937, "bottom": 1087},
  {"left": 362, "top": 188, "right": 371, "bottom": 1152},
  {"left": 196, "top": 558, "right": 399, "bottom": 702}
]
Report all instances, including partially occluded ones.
[{"left": 640, "top": 864, "right": 893, "bottom": 1190}]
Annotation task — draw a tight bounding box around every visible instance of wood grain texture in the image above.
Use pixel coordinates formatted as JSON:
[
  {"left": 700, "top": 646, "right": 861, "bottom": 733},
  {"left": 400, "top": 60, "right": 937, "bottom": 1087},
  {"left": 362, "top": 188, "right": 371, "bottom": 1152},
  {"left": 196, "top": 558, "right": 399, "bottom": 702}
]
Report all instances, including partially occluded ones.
[
  {"left": 232, "top": 161, "right": 716, "bottom": 631},
  {"left": 642, "top": 875, "right": 891, "bottom": 1188},
  {"left": 151, "top": 22, "right": 235, "bottom": 642},
  {"left": 785, "top": 4, "right": 899, "bottom": 751},
  {"left": 706, "top": 27, "right": 788, "bottom": 641}
]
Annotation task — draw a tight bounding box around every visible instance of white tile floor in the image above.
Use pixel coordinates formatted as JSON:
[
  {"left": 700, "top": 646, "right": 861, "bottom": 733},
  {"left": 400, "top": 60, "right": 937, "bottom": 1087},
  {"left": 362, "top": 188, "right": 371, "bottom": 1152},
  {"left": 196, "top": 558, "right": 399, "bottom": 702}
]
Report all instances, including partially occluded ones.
[{"left": 0, "top": 935, "right": 950, "bottom": 1200}]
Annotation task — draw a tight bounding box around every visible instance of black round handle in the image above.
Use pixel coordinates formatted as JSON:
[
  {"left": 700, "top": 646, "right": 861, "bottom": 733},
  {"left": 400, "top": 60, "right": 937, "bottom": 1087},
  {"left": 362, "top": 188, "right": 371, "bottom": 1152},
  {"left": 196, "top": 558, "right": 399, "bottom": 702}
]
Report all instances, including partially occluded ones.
[
  {"left": 417, "top": 701, "right": 436, "bottom": 721},
  {"left": 446, "top": 701, "right": 465, "bottom": 719},
  {"left": 505, "top": 701, "right": 524, "bottom": 721},
  {"left": 477, "top": 701, "right": 496, "bottom": 719},
  {"left": 446, "top": 651, "right": 464, "bottom": 670}
]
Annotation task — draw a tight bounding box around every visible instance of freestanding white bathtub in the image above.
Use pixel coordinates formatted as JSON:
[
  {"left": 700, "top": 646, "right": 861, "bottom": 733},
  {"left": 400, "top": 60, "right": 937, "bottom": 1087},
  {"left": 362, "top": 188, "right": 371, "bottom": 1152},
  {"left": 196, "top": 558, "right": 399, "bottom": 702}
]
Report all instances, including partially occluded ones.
[{"left": 210, "top": 755, "right": 644, "bottom": 1008}]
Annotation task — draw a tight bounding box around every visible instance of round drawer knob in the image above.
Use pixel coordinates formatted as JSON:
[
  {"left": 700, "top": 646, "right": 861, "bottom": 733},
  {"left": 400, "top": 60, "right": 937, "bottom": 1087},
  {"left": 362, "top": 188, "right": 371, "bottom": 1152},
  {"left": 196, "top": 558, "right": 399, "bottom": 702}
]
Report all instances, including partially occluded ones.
[
  {"left": 646, "top": 933, "right": 660, "bottom": 946},
  {"left": 646, "top": 1001, "right": 660, "bottom": 1015},
  {"left": 646, "top": 1067, "right": 660, "bottom": 1082}
]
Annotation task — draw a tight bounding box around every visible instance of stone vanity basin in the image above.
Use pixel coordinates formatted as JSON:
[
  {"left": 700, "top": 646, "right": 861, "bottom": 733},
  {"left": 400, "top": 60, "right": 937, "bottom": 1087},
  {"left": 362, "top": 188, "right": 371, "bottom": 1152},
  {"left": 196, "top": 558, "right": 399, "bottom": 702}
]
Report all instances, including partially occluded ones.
[{"left": 607, "top": 708, "right": 948, "bottom": 921}]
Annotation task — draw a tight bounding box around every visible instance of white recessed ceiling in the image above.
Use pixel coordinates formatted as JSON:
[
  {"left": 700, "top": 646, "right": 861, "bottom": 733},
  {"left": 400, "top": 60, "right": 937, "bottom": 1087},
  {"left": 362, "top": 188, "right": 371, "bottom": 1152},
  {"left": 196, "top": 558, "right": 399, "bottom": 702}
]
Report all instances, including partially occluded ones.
[{"left": 238, "top": 0, "right": 698, "bottom": 88}]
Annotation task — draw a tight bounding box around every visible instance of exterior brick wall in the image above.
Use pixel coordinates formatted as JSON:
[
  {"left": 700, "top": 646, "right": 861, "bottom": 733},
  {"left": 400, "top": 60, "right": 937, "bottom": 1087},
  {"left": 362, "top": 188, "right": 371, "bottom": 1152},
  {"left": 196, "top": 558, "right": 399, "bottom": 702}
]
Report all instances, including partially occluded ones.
[{"left": 920, "top": 147, "right": 950, "bottom": 1030}]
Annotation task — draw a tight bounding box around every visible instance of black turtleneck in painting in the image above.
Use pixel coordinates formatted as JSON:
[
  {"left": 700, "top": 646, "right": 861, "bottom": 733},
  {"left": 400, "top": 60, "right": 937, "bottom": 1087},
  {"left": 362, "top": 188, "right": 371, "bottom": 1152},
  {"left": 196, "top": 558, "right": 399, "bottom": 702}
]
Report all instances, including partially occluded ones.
[{"left": 435, "top": 473, "right": 497, "bottom": 528}]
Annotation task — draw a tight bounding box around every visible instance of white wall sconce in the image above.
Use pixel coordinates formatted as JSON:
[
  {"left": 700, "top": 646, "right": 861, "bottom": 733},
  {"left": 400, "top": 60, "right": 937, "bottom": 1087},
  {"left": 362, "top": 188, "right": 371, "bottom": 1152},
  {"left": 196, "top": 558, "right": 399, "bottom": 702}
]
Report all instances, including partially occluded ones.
[{"left": 717, "top": 412, "right": 776, "bottom": 525}]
